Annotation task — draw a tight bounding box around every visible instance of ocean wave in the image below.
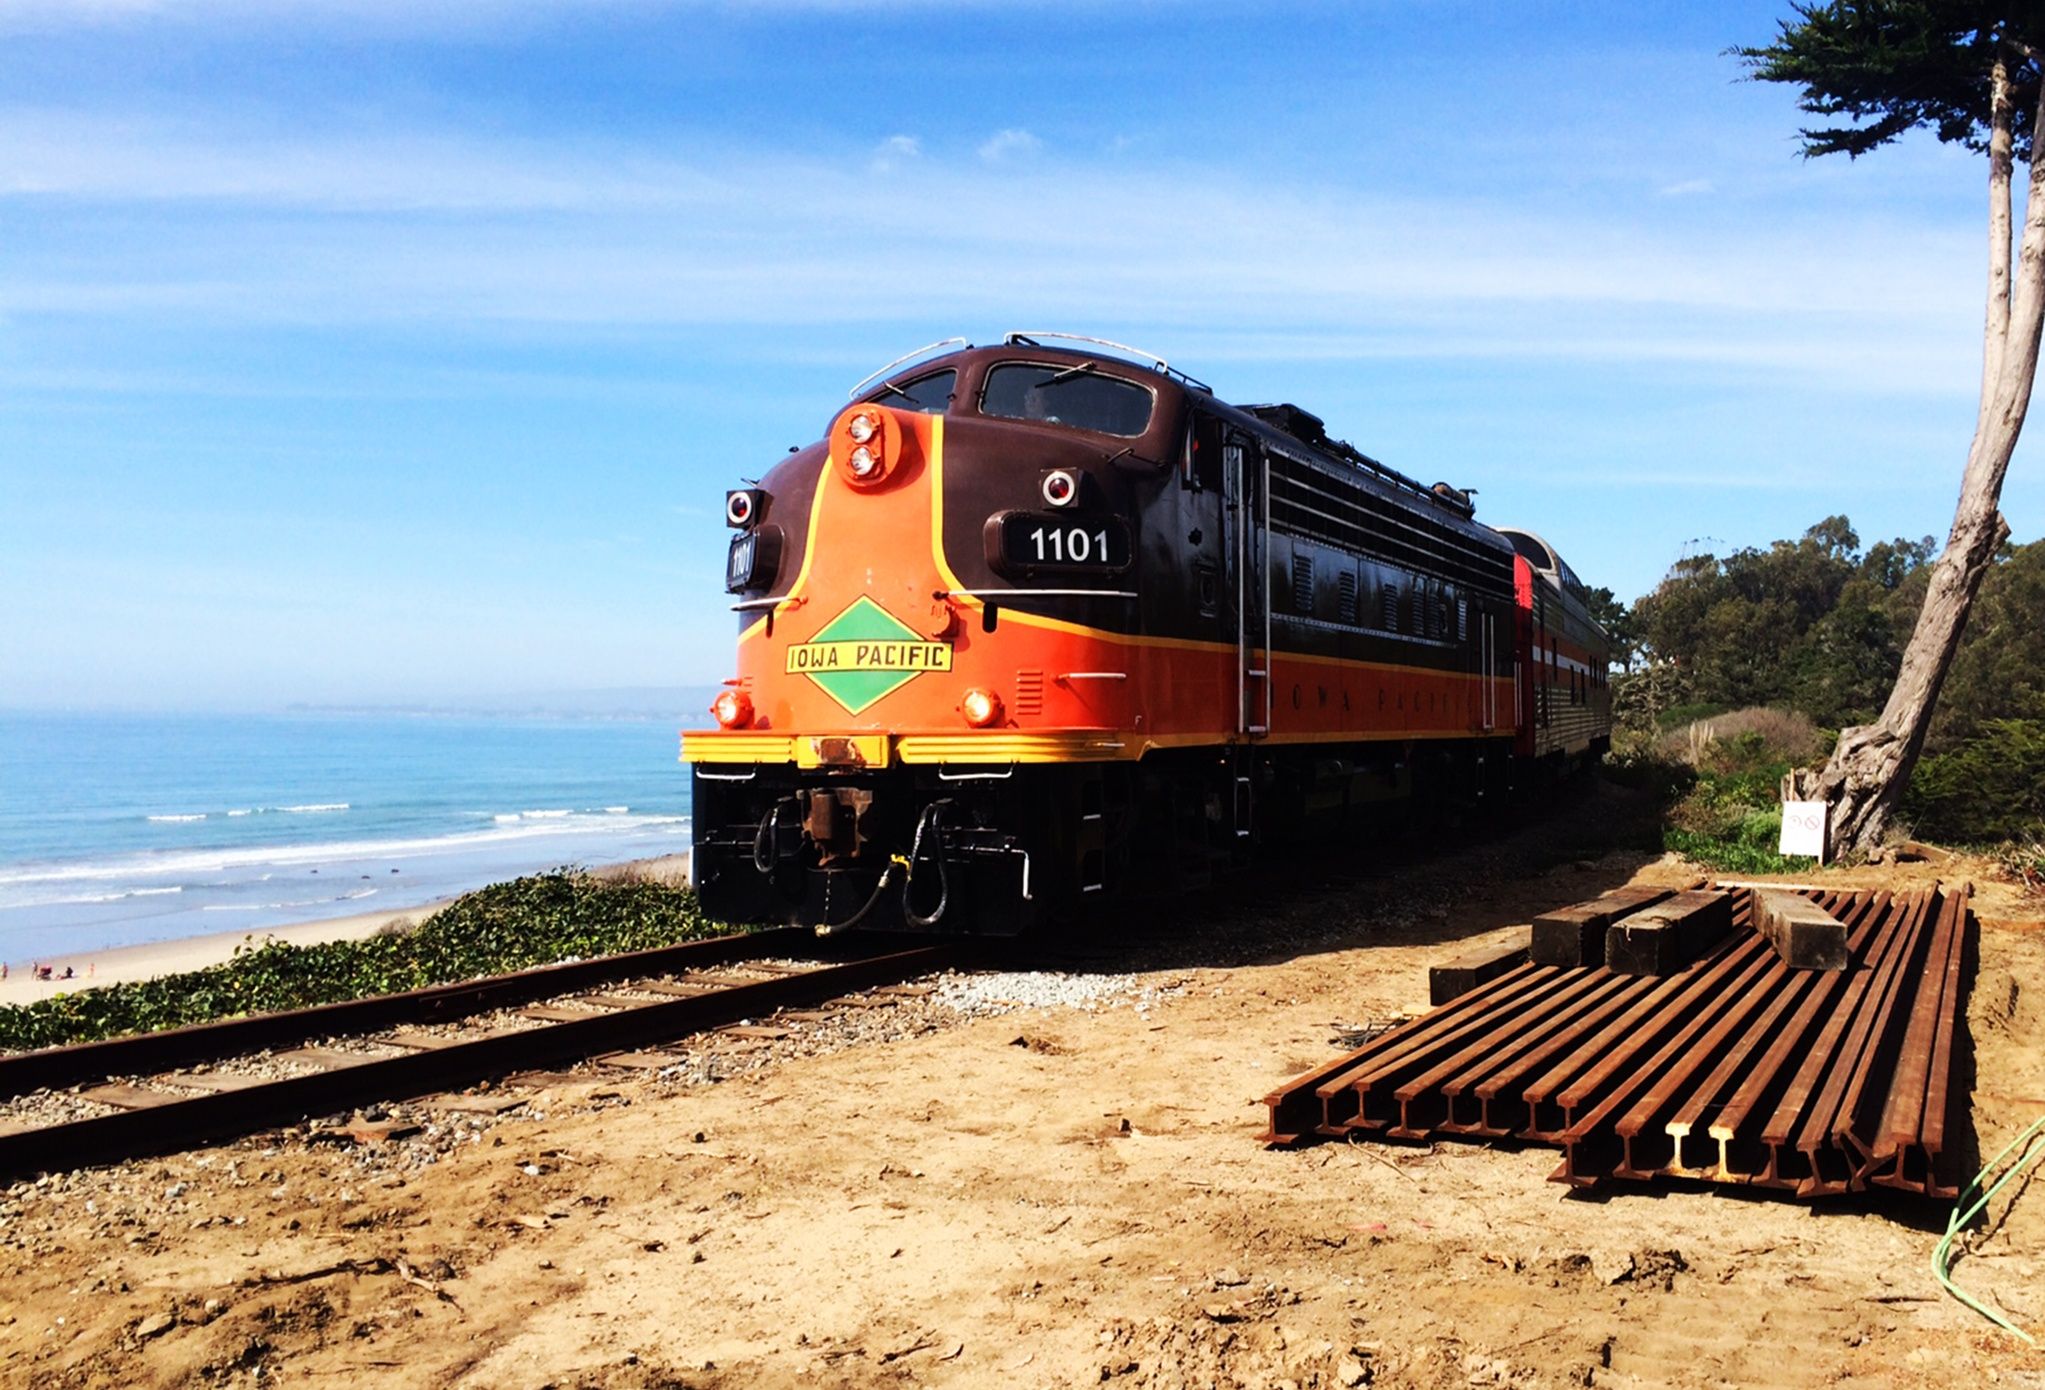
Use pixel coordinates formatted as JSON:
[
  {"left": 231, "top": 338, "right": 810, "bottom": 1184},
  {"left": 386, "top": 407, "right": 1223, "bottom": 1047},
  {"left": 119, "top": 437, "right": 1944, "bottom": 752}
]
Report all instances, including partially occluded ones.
[
  {"left": 47, "top": 886, "right": 185, "bottom": 905},
  {"left": 204, "top": 886, "right": 379, "bottom": 912},
  {"left": 146, "top": 813, "right": 207, "bottom": 823},
  {"left": 602, "top": 806, "right": 629, "bottom": 814},
  {"left": 0, "top": 812, "right": 692, "bottom": 895},
  {"left": 279, "top": 803, "right": 349, "bottom": 814},
  {"left": 226, "top": 808, "right": 254, "bottom": 817}
]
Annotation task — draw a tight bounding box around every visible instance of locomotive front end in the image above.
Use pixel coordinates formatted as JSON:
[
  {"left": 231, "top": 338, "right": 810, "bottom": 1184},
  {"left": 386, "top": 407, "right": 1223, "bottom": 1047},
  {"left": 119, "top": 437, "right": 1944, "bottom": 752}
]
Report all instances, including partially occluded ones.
[{"left": 684, "top": 345, "right": 1170, "bottom": 933}]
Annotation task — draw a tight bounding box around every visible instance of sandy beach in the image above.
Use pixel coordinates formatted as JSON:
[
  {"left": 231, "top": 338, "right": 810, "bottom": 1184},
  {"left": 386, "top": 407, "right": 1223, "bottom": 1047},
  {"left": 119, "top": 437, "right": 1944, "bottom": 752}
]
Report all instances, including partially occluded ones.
[{"left": 0, "top": 851, "right": 690, "bottom": 1007}]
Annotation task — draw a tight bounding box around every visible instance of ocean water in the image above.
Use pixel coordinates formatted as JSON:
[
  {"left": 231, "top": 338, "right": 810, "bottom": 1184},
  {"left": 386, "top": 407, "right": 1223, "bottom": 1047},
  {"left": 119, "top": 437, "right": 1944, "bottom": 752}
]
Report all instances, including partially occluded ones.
[{"left": 0, "top": 713, "right": 694, "bottom": 966}]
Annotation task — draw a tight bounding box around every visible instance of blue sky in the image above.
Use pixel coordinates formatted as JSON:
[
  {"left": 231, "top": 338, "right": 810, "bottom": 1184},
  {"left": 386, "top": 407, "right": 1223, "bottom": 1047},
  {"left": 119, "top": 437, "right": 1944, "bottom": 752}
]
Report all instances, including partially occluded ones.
[{"left": 1, "top": 0, "right": 2031, "bottom": 709}]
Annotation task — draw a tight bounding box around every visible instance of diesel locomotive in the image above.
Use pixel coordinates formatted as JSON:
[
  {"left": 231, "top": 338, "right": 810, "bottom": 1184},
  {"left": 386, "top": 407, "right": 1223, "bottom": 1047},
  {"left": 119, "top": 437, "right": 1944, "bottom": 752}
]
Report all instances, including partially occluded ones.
[{"left": 683, "top": 334, "right": 1612, "bottom": 932}]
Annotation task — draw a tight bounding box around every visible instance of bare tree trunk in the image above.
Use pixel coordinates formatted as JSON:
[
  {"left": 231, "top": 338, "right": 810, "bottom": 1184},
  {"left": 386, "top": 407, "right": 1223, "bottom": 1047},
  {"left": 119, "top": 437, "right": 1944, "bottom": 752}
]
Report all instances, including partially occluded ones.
[{"left": 1789, "top": 61, "right": 2038, "bottom": 858}]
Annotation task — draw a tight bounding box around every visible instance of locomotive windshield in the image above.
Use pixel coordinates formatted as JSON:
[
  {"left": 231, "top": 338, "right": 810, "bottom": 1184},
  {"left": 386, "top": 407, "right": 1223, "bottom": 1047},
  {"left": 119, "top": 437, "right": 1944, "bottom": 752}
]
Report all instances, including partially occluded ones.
[
  {"left": 867, "top": 369, "right": 955, "bottom": 413},
  {"left": 980, "top": 362, "right": 1154, "bottom": 437}
]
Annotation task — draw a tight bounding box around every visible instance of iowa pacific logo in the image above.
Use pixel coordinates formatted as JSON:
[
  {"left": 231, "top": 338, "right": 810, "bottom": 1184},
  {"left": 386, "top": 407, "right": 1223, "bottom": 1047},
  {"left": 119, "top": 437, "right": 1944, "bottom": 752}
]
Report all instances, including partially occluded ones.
[{"left": 787, "top": 596, "right": 953, "bottom": 714}]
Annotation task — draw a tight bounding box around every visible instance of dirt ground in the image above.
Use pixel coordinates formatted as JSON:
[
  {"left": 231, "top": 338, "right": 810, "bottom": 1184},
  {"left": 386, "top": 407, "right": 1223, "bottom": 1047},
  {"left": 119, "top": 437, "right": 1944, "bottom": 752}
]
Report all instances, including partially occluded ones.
[{"left": 4, "top": 781, "right": 2043, "bottom": 1390}]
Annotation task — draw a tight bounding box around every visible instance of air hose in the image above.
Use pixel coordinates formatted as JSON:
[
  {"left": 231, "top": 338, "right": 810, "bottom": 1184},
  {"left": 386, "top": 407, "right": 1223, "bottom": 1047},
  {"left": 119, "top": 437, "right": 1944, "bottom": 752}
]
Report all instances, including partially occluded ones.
[
  {"left": 904, "top": 799, "right": 957, "bottom": 928},
  {"left": 813, "top": 855, "right": 910, "bottom": 938},
  {"left": 751, "top": 800, "right": 793, "bottom": 874},
  {"left": 1932, "top": 1113, "right": 2045, "bottom": 1343}
]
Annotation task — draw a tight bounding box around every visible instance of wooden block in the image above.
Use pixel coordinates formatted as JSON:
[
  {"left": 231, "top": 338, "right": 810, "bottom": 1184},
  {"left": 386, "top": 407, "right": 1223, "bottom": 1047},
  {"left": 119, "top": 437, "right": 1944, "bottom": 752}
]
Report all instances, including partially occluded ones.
[
  {"left": 1428, "top": 931, "right": 1530, "bottom": 1006},
  {"left": 718, "top": 1025, "right": 790, "bottom": 1041},
  {"left": 271, "top": 1047, "right": 366, "bottom": 1070},
  {"left": 80, "top": 1083, "right": 175, "bottom": 1110},
  {"left": 1530, "top": 885, "right": 1673, "bottom": 968},
  {"left": 775, "top": 1010, "right": 831, "bottom": 1023},
  {"left": 1753, "top": 890, "right": 1849, "bottom": 971},
  {"left": 1607, "top": 891, "right": 1734, "bottom": 976}
]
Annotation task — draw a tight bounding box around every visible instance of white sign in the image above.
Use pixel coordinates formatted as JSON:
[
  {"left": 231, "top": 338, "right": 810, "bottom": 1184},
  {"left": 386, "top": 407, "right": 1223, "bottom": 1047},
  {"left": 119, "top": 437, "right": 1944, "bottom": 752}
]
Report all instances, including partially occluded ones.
[{"left": 1780, "top": 801, "right": 1827, "bottom": 860}]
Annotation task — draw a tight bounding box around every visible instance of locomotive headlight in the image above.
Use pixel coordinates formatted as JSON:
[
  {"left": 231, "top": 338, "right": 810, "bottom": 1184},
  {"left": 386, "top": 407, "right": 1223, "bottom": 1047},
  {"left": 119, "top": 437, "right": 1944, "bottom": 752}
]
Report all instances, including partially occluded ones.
[
  {"left": 725, "top": 489, "right": 761, "bottom": 528},
  {"left": 848, "top": 445, "right": 879, "bottom": 478},
  {"left": 711, "top": 687, "right": 754, "bottom": 729},
  {"left": 1040, "top": 469, "right": 1078, "bottom": 508},
  {"left": 847, "top": 412, "right": 878, "bottom": 444},
  {"left": 960, "top": 688, "right": 1004, "bottom": 728}
]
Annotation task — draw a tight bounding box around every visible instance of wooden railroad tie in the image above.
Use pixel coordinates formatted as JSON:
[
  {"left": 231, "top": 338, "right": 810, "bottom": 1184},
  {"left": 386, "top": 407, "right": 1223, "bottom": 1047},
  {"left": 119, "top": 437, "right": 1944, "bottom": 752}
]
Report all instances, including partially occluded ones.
[
  {"left": 1752, "top": 889, "right": 1850, "bottom": 971},
  {"left": 1427, "top": 932, "right": 1530, "bottom": 1006},
  {"left": 1606, "top": 891, "right": 1734, "bottom": 977},
  {"left": 1529, "top": 885, "right": 1674, "bottom": 969}
]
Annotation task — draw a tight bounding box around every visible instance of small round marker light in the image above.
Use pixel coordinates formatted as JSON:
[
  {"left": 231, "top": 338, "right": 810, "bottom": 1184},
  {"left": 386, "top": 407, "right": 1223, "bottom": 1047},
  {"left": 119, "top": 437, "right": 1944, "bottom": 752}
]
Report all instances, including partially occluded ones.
[
  {"left": 711, "top": 688, "right": 754, "bottom": 730},
  {"left": 847, "top": 412, "right": 878, "bottom": 445},
  {"left": 960, "top": 688, "right": 1004, "bottom": 728},
  {"left": 848, "top": 445, "right": 878, "bottom": 478},
  {"left": 1041, "top": 469, "right": 1077, "bottom": 507},
  {"left": 725, "top": 491, "right": 754, "bottom": 527}
]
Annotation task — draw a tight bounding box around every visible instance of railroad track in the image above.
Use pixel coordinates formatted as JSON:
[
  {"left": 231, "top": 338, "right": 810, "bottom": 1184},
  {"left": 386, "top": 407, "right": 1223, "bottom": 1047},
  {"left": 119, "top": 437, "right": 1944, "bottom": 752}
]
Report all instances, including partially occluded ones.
[{"left": 0, "top": 928, "right": 961, "bottom": 1183}]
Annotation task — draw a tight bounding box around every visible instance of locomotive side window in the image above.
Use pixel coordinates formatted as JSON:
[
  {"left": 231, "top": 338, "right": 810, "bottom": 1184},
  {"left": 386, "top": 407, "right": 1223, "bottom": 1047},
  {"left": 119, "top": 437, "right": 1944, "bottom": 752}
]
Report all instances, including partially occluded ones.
[
  {"left": 981, "top": 363, "right": 1154, "bottom": 437},
  {"left": 868, "top": 369, "right": 956, "bottom": 414}
]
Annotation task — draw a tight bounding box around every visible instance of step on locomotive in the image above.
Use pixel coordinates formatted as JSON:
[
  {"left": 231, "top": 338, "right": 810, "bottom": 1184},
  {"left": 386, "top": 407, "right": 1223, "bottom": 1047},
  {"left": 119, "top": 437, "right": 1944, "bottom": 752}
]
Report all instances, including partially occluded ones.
[{"left": 683, "top": 334, "right": 1612, "bottom": 932}]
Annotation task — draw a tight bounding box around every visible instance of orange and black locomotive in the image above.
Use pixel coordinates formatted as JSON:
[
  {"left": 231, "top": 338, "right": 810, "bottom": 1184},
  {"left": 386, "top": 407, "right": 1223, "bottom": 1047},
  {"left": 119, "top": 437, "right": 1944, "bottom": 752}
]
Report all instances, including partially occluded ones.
[{"left": 683, "top": 334, "right": 1611, "bottom": 932}]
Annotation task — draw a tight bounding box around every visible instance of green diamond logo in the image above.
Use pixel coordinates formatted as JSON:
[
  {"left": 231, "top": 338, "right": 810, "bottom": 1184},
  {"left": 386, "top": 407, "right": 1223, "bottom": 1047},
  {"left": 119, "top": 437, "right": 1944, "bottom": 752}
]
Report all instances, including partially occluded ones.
[{"left": 785, "top": 596, "right": 954, "bottom": 715}]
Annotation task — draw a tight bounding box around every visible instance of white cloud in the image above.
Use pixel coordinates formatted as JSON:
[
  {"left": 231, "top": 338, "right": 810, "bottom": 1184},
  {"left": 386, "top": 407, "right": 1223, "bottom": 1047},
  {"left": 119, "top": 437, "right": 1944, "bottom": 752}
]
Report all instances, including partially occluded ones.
[
  {"left": 1660, "top": 178, "right": 1716, "bottom": 197},
  {"left": 0, "top": 106, "right": 1987, "bottom": 395},
  {"left": 977, "top": 127, "right": 1042, "bottom": 163},
  {"left": 870, "top": 133, "right": 921, "bottom": 174}
]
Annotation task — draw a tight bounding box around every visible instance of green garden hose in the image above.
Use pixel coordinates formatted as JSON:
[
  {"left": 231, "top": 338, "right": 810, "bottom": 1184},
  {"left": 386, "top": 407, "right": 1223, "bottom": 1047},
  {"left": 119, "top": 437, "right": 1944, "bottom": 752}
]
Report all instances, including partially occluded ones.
[{"left": 1933, "top": 1114, "right": 2045, "bottom": 1344}]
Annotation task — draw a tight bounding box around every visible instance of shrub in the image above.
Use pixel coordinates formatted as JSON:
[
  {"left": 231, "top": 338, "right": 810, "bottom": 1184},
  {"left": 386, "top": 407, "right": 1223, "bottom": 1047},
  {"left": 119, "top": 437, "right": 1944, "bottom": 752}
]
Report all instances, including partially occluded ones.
[
  {"left": 1666, "top": 808, "right": 1816, "bottom": 874},
  {"left": 1659, "top": 707, "right": 1827, "bottom": 771},
  {"left": 0, "top": 870, "right": 728, "bottom": 1052},
  {"left": 1904, "top": 718, "right": 2045, "bottom": 844}
]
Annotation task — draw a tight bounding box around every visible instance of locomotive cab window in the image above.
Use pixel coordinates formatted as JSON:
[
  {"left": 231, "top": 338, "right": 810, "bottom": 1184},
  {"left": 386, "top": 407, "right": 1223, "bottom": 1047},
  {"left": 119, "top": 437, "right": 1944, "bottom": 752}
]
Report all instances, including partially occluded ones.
[
  {"left": 866, "top": 369, "right": 955, "bottom": 414},
  {"left": 981, "top": 363, "right": 1154, "bottom": 437}
]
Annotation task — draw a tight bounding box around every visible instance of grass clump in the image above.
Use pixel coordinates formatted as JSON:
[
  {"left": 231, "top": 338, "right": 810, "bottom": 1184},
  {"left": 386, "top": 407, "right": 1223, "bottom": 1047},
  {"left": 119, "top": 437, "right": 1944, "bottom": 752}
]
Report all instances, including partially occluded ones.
[
  {"left": 0, "top": 870, "right": 727, "bottom": 1052},
  {"left": 1606, "top": 708, "right": 1823, "bottom": 875}
]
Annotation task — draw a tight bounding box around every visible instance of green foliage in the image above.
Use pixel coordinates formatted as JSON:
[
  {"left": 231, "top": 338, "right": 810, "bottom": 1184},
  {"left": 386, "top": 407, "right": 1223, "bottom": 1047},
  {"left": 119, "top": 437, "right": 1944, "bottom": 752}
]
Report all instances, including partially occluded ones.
[
  {"left": 1666, "top": 811, "right": 1816, "bottom": 875},
  {"left": 1656, "top": 701, "right": 1729, "bottom": 732},
  {"left": 1657, "top": 727, "right": 1817, "bottom": 873},
  {"left": 1738, "top": 3, "right": 2045, "bottom": 161},
  {"left": 1903, "top": 717, "right": 2045, "bottom": 843},
  {"left": 1631, "top": 517, "right": 1932, "bottom": 729},
  {"left": 1927, "top": 540, "right": 2045, "bottom": 750},
  {"left": 0, "top": 871, "right": 726, "bottom": 1052}
]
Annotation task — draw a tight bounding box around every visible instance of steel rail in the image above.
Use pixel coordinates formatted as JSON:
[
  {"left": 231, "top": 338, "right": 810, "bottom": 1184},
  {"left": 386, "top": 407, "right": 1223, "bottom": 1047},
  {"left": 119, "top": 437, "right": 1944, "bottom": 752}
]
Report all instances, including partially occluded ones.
[
  {"left": 0, "top": 940, "right": 955, "bottom": 1183},
  {"left": 1259, "top": 885, "right": 1974, "bottom": 1204},
  {"left": 0, "top": 927, "right": 837, "bottom": 1099}
]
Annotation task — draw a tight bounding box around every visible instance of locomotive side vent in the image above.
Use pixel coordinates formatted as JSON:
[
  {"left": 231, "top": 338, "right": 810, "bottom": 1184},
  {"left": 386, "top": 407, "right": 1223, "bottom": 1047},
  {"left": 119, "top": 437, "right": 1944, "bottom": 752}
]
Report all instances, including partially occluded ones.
[
  {"left": 1337, "top": 571, "right": 1358, "bottom": 624},
  {"left": 1014, "top": 669, "right": 1045, "bottom": 716},
  {"left": 1291, "top": 555, "right": 1315, "bottom": 614},
  {"left": 1381, "top": 582, "right": 1400, "bottom": 633}
]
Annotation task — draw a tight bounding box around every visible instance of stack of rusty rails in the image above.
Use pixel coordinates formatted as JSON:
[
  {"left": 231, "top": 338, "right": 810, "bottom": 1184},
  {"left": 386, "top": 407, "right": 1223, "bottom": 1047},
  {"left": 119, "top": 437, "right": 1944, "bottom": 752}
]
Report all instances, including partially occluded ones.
[
  {"left": 1259, "top": 885, "right": 1973, "bottom": 1201},
  {"left": 0, "top": 930, "right": 960, "bottom": 1182}
]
